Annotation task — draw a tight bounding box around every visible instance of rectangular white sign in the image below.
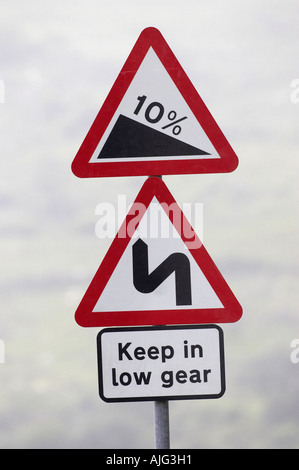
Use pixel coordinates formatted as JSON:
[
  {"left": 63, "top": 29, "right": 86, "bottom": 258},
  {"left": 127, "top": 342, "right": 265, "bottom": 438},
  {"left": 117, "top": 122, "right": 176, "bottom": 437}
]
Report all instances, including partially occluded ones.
[{"left": 97, "top": 325, "right": 225, "bottom": 402}]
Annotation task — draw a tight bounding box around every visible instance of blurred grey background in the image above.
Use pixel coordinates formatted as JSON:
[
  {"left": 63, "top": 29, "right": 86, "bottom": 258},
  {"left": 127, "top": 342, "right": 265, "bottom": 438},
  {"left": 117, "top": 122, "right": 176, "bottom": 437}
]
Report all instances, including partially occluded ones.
[{"left": 0, "top": 0, "right": 298, "bottom": 448}]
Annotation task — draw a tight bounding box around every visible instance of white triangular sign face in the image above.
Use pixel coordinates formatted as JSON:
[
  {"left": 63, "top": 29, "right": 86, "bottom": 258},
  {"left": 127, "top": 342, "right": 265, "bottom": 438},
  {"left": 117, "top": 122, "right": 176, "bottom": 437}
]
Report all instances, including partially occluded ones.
[
  {"left": 75, "top": 177, "right": 242, "bottom": 327},
  {"left": 72, "top": 28, "right": 239, "bottom": 178},
  {"left": 89, "top": 48, "right": 219, "bottom": 163},
  {"left": 93, "top": 198, "right": 223, "bottom": 312}
]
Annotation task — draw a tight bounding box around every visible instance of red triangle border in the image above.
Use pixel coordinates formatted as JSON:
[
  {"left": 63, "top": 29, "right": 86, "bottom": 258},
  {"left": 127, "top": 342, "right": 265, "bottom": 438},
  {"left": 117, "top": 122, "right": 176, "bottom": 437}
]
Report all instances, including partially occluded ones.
[
  {"left": 71, "top": 27, "right": 239, "bottom": 178},
  {"left": 75, "top": 177, "right": 242, "bottom": 327}
]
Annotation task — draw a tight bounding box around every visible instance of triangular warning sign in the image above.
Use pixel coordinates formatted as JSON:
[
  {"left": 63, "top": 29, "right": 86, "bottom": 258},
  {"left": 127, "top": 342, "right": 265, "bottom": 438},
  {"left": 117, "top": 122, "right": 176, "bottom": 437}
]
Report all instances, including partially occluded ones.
[
  {"left": 71, "top": 27, "right": 239, "bottom": 178},
  {"left": 75, "top": 177, "right": 242, "bottom": 327}
]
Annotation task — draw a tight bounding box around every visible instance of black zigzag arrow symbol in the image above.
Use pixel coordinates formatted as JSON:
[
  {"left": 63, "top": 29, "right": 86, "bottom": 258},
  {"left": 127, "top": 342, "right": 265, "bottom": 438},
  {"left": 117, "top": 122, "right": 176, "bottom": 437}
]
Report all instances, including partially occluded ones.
[{"left": 132, "top": 238, "right": 192, "bottom": 306}]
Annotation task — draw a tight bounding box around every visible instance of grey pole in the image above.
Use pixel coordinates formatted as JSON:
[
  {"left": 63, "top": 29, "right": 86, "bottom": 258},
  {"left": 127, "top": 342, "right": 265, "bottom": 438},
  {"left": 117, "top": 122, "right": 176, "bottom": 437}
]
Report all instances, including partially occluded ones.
[
  {"left": 154, "top": 400, "right": 170, "bottom": 449},
  {"left": 148, "top": 175, "right": 170, "bottom": 448}
]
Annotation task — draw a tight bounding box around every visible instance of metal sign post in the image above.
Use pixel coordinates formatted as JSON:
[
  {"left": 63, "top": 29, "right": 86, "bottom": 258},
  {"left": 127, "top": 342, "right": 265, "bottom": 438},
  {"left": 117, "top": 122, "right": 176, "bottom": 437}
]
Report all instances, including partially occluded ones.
[{"left": 154, "top": 400, "right": 170, "bottom": 449}]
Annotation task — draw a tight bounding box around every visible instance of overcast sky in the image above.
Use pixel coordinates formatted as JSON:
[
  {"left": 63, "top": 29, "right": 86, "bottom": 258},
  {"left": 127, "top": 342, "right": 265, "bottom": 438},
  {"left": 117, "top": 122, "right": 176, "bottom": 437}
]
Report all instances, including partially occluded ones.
[{"left": 0, "top": 0, "right": 298, "bottom": 449}]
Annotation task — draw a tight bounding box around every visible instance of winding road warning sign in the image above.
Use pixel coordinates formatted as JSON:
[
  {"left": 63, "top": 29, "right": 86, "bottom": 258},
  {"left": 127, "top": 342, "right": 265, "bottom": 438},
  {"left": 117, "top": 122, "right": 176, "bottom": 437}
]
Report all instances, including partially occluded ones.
[
  {"left": 71, "top": 27, "right": 239, "bottom": 178},
  {"left": 74, "top": 177, "right": 242, "bottom": 327}
]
